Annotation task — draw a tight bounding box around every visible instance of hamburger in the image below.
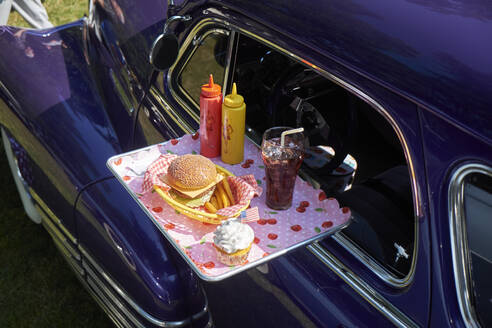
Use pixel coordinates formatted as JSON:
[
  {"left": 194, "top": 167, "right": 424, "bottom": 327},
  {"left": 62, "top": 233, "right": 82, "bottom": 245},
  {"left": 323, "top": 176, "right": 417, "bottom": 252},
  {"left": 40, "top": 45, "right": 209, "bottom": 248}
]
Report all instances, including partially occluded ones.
[{"left": 164, "top": 154, "right": 221, "bottom": 207}]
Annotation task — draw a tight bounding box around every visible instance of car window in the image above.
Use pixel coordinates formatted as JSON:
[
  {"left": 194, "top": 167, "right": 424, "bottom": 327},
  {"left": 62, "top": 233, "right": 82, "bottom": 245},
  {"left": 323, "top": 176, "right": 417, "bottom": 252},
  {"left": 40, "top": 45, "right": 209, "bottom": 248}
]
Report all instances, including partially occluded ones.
[
  {"left": 174, "top": 29, "right": 416, "bottom": 281},
  {"left": 463, "top": 173, "right": 492, "bottom": 328},
  {"left": 177, "top": 31, "right": 228, "bottom": 107},
  {"left": 231, "top": 34, "right": 415, "bottom": 280}
]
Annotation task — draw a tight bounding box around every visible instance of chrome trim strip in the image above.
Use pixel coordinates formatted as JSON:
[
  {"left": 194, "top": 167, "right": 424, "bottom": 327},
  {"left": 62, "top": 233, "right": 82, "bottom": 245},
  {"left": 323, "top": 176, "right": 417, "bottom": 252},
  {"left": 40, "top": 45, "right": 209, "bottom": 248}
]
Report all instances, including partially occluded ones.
[
  {"left": 88, "top": 0, "right": 94, "bottom": 25},
  {"left": 37, "top": 205, "right": 81, "bottom": 261},
  {"left": 84, "top": 262, "right": 146, "bottom": 328},
  {"left": 0, "top": 79, "right": 21, "bottom": 111},
  {"left": 80, "top": 245, "right": 208, "bottom": 327},
  {"left": 222, "top": 29, "right": 236, "bottom": 97},
  {"left": 30, "top": 188, "right": 77, "bottom": 244},
  {"left": 86, "top": 277, "right": 134, "bottom": 328},
  {"left": 66, "top": 255, "right": 129, "bottom": 328},
  {"left": 77, "top": 271, "right": 128, "bottom": 328},
  {"left": 449, "top": 163, "right": 491, "bottom": 328},
  {"left": 308, "top": 242, "right": 418, "bottom": 328},
  {"left": 42, "top": 218, "right": 86, "bottom": 278},
  {"left": 50, "top": 233, "right": 85, "bottom": 276},
  {"left": 148, "top": 87, "right": 194, "bottom": 134},
  {"left": 167, "top": 17, "right": 419, "bottom": 287}
]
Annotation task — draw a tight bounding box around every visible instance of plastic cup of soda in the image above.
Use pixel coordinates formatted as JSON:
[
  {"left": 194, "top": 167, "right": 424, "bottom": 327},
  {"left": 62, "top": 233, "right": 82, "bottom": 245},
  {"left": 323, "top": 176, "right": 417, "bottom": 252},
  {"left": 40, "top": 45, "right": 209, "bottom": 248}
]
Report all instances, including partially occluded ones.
[{"left": 261, "top": 127, "right": 305, "bottom": 210}]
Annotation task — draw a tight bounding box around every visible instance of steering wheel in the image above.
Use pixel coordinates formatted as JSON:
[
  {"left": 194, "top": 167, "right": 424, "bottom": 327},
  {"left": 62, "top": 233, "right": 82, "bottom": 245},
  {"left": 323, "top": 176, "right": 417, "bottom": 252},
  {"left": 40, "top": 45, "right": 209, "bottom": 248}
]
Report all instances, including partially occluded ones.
[{"left": 267, "top": 65, "right": 358, "bottom": 176}]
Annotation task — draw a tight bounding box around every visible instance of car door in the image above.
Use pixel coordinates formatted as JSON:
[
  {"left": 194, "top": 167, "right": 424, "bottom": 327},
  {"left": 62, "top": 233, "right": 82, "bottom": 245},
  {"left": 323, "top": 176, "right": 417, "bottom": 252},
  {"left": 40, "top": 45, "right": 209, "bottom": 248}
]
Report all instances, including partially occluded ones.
[
  {"left": 142, "top": 3, "right": 431, "bottom": 327},
  {"left": 70, "top": 1, "right": 211, "bottom": 326}
]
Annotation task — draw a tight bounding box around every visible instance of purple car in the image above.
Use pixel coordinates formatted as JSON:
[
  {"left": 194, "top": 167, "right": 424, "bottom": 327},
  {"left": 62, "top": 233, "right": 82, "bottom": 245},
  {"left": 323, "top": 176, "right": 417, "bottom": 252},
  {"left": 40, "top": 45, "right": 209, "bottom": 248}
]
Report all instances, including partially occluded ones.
[{"left": 0, "top": 0, "right": 491, "bottom": 327}]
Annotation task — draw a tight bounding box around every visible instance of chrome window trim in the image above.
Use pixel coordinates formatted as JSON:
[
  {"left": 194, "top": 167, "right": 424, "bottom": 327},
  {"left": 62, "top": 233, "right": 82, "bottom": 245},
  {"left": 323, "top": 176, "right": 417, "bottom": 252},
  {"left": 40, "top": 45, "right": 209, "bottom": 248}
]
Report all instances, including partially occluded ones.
[
  {"left": 308, "top": 242, "right": 418, "bottom": 328},
  {"left": 221, "top": 29, "right": 236, "bottom": 99},
  {"left": 167, "top": 19, "right": 231, "bottom": 122},
  {"left": 333, "top": 224, "right": 417, "bottom": 286},
  {"left": 148, "top": 87, "right": 194, "bottom": 134},
  {"left": 171, "top": 27, "right": 230, "bottom": 117},
  {"left": 79, "top": 245, "right": 208, "bottom": 327},
  {"left": 167, "top": 17, "right": 419, "bottom": 288},
  {"left": 449, "top": 163, "right": 491, "bottom": 328}
]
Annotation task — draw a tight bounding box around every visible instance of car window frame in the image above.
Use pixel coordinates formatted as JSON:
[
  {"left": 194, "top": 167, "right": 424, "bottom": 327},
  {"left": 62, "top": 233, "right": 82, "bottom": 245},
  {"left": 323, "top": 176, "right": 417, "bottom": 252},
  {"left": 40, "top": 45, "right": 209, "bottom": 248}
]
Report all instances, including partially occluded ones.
[
  {"left": 168, "top": 22, "right": 232, "bottom": 124},
  {"left": 167, "top": 18, "right": 420, "bottom": 289},
  {"left": 449, "top": 163, "right": 492, "bottom": 328}
]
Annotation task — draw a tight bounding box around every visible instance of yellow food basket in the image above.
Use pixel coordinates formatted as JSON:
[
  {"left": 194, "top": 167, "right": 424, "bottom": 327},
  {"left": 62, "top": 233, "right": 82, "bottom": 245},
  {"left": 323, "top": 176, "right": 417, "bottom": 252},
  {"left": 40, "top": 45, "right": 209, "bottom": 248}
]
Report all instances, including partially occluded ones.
[{"left": 153, "top": 164, "right": 250, "bottom": 224}]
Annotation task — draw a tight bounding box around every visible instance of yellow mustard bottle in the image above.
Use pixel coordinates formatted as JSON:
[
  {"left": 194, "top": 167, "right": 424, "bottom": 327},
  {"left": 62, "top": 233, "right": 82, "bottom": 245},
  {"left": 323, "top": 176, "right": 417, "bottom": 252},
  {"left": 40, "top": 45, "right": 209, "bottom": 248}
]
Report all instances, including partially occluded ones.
[{"left": 221, "top": 83, "right": 246, "bottom": 164}]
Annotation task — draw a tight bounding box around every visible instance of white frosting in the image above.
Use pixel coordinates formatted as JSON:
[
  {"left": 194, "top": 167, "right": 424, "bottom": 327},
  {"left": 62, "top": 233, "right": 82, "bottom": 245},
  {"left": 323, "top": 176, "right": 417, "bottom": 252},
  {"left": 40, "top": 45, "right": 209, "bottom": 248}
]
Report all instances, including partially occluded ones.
[{"left": 213, "top": 219, "right": 254, "bottom": 254}]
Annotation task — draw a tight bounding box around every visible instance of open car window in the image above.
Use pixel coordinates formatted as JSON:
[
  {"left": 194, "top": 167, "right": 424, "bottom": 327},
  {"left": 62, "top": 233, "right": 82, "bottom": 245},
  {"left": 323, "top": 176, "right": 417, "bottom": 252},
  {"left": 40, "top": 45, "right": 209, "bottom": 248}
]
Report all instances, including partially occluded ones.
[{"left": 172, "top": 29, "right": 417, "bottom": 282}]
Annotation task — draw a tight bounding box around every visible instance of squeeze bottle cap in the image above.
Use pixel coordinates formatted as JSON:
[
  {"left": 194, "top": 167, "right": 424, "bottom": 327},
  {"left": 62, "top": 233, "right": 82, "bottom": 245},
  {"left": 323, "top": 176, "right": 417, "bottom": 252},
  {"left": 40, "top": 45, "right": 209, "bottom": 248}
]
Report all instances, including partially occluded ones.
[
  {"left": 201, "top": 74, "right": 222, "bottom": 98},
  {"left": 224, "top": 83, "right": 244, "bottom": 108}
]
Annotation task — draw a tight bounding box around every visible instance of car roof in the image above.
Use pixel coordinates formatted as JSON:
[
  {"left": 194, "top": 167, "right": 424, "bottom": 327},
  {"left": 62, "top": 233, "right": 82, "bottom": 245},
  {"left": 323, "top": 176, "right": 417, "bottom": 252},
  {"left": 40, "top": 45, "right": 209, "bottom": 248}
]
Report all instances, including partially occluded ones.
[{"left": 217, "top": 0, "right": 492, "bottom": 143}]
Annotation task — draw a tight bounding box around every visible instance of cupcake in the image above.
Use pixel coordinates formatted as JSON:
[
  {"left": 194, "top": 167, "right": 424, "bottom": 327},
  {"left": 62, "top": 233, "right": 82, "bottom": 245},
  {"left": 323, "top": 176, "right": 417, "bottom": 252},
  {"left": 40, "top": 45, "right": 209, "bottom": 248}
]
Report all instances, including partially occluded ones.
[{"left": 213, "top": 219, "right": 254, "bottom": 266}]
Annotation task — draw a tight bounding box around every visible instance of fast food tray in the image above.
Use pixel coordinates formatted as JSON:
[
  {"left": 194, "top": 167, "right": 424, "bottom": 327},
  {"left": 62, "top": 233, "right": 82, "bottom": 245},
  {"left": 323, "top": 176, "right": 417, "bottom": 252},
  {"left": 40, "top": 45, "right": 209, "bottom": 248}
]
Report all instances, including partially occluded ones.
[{"left": 107, "top": 133, "right": 351, "bottom": 282}]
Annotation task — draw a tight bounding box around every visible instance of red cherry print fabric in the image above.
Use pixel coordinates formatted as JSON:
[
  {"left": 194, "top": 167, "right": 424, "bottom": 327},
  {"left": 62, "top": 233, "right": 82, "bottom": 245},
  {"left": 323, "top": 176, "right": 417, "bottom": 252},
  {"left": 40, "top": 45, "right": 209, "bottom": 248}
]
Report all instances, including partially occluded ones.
[
  {"left": 296, "top": 207, "right": 306, "bottom": 213},
  {"left": 291, "top": 225, "right": 302, "bottom": 232},
  {"left": 322, "top": 221, "right": 333, "bottom": 228}
]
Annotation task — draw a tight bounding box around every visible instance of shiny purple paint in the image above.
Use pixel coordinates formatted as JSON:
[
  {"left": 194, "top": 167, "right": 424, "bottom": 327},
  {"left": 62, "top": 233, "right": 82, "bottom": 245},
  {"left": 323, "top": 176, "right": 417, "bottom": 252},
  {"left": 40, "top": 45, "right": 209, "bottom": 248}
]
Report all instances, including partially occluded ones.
[
  {"left": 0, "top": 0, "right": 490, "bottom": 327},
  {"left": 224, "top": 0, "right": 492, "bottom": 142}
]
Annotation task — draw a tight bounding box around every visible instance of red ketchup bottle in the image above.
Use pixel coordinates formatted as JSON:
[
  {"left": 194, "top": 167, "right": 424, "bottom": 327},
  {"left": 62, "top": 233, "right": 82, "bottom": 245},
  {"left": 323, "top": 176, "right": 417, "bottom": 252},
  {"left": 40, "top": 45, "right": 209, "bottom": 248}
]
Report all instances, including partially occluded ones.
[{"left": 200, "top": 74, "right": 222, "bottom": 158}]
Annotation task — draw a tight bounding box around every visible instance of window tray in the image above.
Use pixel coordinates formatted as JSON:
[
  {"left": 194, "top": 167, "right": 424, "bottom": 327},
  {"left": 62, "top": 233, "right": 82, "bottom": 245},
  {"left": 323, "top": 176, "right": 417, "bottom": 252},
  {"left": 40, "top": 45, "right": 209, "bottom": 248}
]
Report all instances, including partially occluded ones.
[{"left": 107, "top": 133, "right": 351, "bottom": 281}]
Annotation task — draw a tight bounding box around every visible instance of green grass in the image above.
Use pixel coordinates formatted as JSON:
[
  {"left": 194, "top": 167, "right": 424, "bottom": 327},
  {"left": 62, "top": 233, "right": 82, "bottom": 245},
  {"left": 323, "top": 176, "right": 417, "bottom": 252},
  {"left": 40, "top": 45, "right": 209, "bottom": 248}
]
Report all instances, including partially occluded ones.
[
  {"left": 0, "top": 140, "right": 113, "bottom": 327},
  {"left": 7, "top": 0, "right": 87, "bottom": 28}
]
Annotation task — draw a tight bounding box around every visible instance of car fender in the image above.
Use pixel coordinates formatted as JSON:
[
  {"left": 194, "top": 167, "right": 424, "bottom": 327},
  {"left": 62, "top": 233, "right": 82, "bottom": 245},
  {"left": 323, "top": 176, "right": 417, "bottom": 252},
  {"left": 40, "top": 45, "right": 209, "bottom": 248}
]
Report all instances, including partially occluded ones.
[
  {"left": 0, "top": 21, "right": 209, "bottom": 327},
  {"left": 0, "top": 21, "right": 126, "bottom": 236},
  {"left": 75, "top": 177, "right": 209, "bottom": 326}
]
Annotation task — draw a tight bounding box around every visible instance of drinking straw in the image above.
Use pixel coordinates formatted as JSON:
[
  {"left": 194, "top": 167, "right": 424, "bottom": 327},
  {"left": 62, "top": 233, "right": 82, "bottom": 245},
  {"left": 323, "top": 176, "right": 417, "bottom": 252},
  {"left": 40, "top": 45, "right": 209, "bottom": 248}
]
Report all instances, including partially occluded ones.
[{"left": 280, "top": 127, "right": 304, "bottom": 147}]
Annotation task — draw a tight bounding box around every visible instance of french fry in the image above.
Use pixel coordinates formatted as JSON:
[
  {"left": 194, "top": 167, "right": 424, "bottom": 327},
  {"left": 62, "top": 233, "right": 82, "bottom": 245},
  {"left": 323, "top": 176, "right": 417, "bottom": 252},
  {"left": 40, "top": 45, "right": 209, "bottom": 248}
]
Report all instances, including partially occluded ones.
[
  {"left": 217, "top": 183, "right": 230, "bottom": 208},
  {"left": 215, "top": 190, "right": 223, "bottom": 209},
  {"left": 221, "top": 178, "right": 235, "bottom": 205},
  {"left": 211, "top": 195, "right": 219, "bottom": 209},
  {"left": 205, "top": 202, "right": 217, "bottom": 213}
]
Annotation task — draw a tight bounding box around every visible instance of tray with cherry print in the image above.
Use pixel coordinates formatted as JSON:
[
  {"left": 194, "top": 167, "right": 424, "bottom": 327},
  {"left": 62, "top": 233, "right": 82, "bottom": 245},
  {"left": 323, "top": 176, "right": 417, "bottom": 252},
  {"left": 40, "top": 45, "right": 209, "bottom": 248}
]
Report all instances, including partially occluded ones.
[{"left": 107, "top": 133, "right": 351, "bottom": 281}]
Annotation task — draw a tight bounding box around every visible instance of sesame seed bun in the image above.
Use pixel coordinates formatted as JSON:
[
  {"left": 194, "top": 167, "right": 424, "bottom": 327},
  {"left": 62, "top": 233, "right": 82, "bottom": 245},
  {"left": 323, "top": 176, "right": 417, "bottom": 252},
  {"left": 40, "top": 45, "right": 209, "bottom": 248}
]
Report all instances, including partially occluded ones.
[{"left": 167, "top": 154, "right": 217, "bottom": 190}]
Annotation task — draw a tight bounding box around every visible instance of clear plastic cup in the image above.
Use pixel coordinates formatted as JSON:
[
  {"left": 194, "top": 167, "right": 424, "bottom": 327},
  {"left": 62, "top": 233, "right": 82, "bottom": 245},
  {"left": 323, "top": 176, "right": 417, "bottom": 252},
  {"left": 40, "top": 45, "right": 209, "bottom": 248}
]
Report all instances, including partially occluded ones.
[{"left": 261, "top": 127, "right": 305, "bottom": 210}]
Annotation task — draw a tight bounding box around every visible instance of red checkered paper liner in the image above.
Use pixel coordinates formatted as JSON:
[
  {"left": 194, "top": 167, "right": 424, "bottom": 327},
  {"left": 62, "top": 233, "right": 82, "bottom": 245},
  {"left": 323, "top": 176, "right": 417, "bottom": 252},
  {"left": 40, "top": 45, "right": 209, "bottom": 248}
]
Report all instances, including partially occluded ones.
[
  {"left": 141, "top": 155, "right": 261, "bottom": 215},
  {"left": 141, "top": 154, "right": 177, "bottom": 193},
  {"left": 216, "top": 175, "right": 260, "bottom": 216}
]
